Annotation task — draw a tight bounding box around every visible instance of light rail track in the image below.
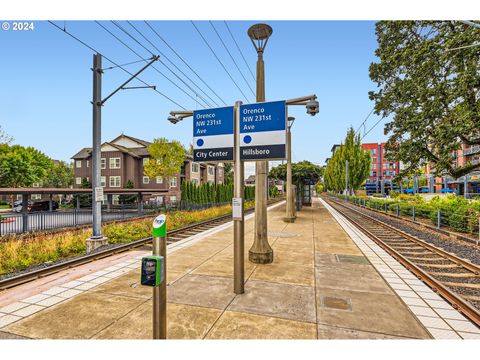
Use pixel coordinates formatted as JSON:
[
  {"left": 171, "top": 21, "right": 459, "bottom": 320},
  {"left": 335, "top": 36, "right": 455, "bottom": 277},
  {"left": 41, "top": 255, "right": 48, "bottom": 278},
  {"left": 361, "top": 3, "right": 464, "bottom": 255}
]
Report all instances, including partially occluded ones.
[
  {"left": 0, "top": 200, "right": 282, "bottom": 291},
  {"left": 324, "top": 196, "right": 480, "bottom": 328}
]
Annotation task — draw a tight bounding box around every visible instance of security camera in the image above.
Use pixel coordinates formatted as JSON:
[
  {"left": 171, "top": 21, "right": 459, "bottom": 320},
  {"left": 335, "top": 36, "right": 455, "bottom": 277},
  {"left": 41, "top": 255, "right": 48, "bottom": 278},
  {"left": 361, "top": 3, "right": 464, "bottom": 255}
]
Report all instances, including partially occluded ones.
[
  {"left": 168, "top": 116, "right": 179, "bottom": 124},
  {"left": 305, "top": 99, "right": 319, "bottom": 116}
]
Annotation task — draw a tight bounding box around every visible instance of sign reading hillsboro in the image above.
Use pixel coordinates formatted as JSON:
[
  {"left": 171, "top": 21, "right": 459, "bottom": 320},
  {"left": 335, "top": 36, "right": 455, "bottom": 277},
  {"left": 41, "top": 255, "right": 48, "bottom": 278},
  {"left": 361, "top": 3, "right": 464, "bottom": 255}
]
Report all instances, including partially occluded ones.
[
  {"left": 193, "top": 106, "right": 234, "bottom": 162},
  {"left": 239, "top": 100, "right": 287, "bottom": 160}
]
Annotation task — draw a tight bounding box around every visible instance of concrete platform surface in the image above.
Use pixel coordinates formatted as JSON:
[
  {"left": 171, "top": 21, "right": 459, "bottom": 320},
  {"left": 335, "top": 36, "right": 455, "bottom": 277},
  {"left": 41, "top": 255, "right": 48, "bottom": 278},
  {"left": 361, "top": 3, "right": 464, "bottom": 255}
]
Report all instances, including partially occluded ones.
[{"left": 0, "top": 199, "right": 432, "bottom": 339}]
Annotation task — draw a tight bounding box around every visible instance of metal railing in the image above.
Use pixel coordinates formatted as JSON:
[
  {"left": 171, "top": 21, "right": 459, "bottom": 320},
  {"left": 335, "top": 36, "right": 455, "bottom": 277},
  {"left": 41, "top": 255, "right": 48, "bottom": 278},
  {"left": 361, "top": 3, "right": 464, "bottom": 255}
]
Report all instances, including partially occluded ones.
[{"left": 328, "top": 192, "right": 480, "bottom": 245}]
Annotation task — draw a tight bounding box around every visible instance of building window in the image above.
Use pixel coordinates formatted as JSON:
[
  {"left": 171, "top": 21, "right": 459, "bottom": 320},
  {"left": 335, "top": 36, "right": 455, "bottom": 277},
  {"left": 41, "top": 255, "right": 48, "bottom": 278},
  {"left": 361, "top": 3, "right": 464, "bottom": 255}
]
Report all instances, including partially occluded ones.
[
  {"left": 101, "top": 158, "right": 106, "bottom": 169},
  {"left": 170, "top": 177, "right": 177, "bottom": 188},
  {"left": 170, "top": 196, "right": 177, "bottom": 203},
  {"left": 156, "top": 176, "right": 163, "bottom": 184},
  {"left": 31, "top": 194, "right": 41, "bottom": 200},
  {"left": 109, "top": 158, "right": 121, "bottom": 169},
  {"left": 100, "top": 176, "right": 106, "bottom": 187},
  {"left": 143, "top": 176, "right": 150, "bottom": 184},
  {"left": 218, "top": 168, "right": 223, "bottom": 176},
  {"left": 143, "top": 157, "right": 149, "bottom": 167},
  {"left": 372, "top": 157, "right": 377, "bottom": 163},
  {"left": 208, "top": 166, "right": 214, "bottom": 176},
  {"left": 112, "top": 195, "right": 120, "bottom": 205},
  {"left": 32, "top": 182, "right": 40, "bottom": 188},
  {"left": 371, "top": 164, "right": 376, "bottom": 169},
  {"left": 192, "top": 178, "right": 199, "bottom": 186},
  {"left": 86, "top": 160, "right": 89, "bottom": 168},
  {"left": 109, "top": 176, "right": 121, "bottom": 187},
  {"left": 76, "top": 160, "right": 82, "bottom": 168},
  {"left": 76, "top": 177, "right": 82, "bottom": 185},
  {"left": 371, "top": 149, "right": 376, "bottom": 155},
  {"left": 191, "top": 162, "right": 199, "bottom": 173}
]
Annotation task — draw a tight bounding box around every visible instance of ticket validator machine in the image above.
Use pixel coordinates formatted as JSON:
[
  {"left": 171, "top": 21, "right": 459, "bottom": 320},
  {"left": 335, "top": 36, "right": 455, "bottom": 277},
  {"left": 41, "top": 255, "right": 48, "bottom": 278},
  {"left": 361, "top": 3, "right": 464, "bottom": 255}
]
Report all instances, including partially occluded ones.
[{"left": 141, "top": 214, "right": 167, "bottom": 339}]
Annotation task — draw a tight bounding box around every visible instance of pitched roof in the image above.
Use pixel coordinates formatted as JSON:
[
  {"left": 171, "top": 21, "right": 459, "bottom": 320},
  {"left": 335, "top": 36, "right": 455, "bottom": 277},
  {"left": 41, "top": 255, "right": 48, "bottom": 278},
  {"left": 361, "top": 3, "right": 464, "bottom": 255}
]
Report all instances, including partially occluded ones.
[
  {"left": 110, "top": 134, "right": 151, "bottom": 148},
  {"left": 71, "top": 147, "right": 92, "bottom": 159}
]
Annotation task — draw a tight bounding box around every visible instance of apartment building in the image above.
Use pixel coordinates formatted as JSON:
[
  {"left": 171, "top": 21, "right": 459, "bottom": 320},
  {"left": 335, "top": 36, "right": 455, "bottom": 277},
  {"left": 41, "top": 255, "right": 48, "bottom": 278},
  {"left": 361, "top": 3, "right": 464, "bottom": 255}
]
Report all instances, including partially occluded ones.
[
  {"left": 362, "top": 143, "right": 400, "bottom": 195},
  {"left": 71, "top": 134, "right": 224, "bottom": 205},
  {"left": 424, "top": 143, "right": 480, "bottom": 196}
]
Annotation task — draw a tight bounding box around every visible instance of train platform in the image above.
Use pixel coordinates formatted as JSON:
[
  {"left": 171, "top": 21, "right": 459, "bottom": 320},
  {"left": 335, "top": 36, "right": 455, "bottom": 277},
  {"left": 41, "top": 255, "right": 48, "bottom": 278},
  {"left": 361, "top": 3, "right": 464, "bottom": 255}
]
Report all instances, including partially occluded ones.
[{"left": 0, "top": 197, "right": 476, "bottom": 339}]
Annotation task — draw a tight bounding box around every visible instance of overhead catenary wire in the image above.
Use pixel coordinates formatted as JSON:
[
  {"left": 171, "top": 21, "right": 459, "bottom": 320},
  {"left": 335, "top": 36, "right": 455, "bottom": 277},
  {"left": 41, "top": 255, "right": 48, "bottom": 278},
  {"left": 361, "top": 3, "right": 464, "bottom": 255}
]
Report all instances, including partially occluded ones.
[
  {"left": 224, "top": 21, "right": 256, "bottom": 82},
  {"left": 191, "top": 21, "right": 251, "bottom": 103},
  {"left": 109, "top": 21, "right": 212, "bottom": 108},
  {"left": 209, "top": 21, "right": 255, "bottom": 97},
  {"left": 47, "top": 20, "right": 187, "bottom": 110},
  {"left": 95, "top": 21, "right": 209, "bottom": 108},
  {"left": 144, "top": 21, "right": 227, "bottom": 106},
  {"left": 355, "top": 107, "right": 375, "bottom": 135},
  {"left": 361, "top": 116, "right": 385, "bottom": 140},
  {"left": 125, "top": 21, "right": 219, "bottom": 108}
]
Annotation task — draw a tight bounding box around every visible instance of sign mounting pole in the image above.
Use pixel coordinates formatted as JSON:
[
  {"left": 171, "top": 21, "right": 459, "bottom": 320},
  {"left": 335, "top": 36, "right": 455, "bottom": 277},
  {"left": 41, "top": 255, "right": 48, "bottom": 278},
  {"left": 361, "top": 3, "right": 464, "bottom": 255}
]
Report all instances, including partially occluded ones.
[{"left": 233, "top": 100, "right": 245, "bottom": 294}]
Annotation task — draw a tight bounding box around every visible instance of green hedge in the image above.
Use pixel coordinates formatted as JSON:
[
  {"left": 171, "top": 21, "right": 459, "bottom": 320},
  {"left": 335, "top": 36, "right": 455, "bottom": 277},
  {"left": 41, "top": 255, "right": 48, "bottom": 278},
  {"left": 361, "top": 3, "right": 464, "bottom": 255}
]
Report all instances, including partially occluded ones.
[{"left": 329, "top": 191, "right": 480, "bottom": 234}]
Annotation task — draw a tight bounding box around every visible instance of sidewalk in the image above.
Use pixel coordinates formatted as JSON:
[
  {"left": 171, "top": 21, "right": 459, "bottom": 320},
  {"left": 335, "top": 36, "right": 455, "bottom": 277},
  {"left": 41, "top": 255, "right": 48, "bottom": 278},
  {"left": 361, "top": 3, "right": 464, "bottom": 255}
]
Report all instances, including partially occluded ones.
[{"left": 0, "top": 199, "right": 430, "bottom": 339}]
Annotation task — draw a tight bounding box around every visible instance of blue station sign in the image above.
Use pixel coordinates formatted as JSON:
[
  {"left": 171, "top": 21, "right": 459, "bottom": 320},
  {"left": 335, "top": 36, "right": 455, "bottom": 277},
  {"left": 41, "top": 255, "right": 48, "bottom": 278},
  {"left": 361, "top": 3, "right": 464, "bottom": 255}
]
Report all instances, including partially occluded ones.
[
  {"left": 239, "top": 100, "right": 287, "bottom": 160},
  {"left": 193, "top": 106, "right": 234, "bottom": 162}
]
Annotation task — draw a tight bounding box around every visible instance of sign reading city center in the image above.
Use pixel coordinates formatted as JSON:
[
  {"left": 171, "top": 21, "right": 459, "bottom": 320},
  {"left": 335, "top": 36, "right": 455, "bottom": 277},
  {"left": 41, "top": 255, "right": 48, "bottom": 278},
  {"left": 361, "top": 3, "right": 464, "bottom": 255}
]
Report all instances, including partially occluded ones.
[
  {"left": 193, "top": 106, "right": 234, "bottom": 162},
  {"left": 240, "top": 100, "right": 286, "bottom": 160}
]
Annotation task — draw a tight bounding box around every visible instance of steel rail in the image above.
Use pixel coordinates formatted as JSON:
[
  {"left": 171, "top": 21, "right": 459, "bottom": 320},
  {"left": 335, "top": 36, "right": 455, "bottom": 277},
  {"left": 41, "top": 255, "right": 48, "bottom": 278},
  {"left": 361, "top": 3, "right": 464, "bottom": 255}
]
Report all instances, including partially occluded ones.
[
  {"left": 324, "top": 197, "right": 480, "bottom": 327},
  {"left": 0, "top": 200, "right": 282, "bottom": 291},
  {"left": 329, "top": 198, "right": 480, "bottom": 275}
]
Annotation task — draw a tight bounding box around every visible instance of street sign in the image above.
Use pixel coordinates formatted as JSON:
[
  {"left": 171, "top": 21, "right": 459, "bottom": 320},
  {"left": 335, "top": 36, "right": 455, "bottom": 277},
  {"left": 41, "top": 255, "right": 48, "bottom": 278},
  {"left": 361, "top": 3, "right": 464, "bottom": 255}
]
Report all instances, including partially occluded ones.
[
  {"left": 239, "top": 100, "right": 286, "bottom": 160},
  {"left": 193, "top": 106, "right": 234, "bottom": 162}
]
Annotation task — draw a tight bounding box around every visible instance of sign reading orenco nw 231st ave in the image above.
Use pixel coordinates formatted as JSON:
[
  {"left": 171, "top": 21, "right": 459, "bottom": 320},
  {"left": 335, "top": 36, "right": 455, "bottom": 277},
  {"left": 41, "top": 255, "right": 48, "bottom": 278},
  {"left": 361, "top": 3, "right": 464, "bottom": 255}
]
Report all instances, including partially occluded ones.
[
  {"left": 193, "top": 106, "right": 234, "bottom": 162},
  {"left": 239, "top": 100, "right": 287, "bottom": 160}
]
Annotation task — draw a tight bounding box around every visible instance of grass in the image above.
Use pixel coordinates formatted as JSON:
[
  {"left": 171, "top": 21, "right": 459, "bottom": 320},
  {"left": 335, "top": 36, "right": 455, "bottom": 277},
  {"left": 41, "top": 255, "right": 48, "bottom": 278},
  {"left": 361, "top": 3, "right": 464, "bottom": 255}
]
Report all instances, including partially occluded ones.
[{"left": 0, "top": 201, "right": 255, "bottom": 276}]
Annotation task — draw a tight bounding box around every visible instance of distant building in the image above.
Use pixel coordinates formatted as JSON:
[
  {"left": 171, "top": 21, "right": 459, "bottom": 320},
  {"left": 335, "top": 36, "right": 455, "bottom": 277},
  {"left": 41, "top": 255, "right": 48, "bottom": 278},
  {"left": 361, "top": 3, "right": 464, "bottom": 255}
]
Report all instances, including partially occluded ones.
[
  {"left": 245, "top": 175, "right": 256, "bottom": 186},
  {"left": 423, "top": 143, "right": 480, "bottom": 196},
  {"left": 71, "top": 134, "right": 224, "bottom": 205},
  {"left": 362, "top": 143, "right": 399, "bottom": 195}
]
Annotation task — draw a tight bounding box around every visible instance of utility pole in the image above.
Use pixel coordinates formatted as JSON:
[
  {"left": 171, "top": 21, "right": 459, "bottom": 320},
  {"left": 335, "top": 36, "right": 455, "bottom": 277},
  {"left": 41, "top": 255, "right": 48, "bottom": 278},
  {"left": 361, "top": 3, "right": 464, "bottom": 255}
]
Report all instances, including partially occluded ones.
[
  {"left": 248, "top": 23, "right": 274, "bottom": 264},
  {"left": 345, "top": 160, "right": 349, "bottom": 198},
  {"left": 86, "top": 53, "right": 159, "bottom": 253},
  {"left": 86, "top": 53, "right": 107, "bottom": 253}
]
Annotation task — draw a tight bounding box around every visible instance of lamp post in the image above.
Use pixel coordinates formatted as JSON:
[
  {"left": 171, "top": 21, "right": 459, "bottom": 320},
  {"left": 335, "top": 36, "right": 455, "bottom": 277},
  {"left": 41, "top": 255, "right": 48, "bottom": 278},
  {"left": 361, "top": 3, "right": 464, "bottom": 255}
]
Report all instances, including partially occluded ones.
[
  {"left": 248, "top": 23, "right": 274, "bottom": 264},
  {"left": 284, "top": 116, "right": 296, "bottom": 223}
]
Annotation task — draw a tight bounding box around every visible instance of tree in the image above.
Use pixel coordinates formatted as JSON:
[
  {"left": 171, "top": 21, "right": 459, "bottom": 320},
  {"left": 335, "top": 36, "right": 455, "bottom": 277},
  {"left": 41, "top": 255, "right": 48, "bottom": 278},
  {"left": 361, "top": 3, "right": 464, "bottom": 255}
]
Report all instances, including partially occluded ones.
[
  {"left": 119, "top": 179, "right": 136, "bottom": 205},
  {"left": 144, "top": 138, "right": 187, "bottom": 178},
  {"left": 223, "top": 162, "right": 233, "bottom": 184},
  {"left": 0, "top": 126, "right": 13, "bottom": 145},
  {"left": 42, "top": 161, "right": 74, "bottom": 188},
  {"left": 269, "top": 161, "right": 323, "bottom": 186},
  {"left": 369, "top": 21, "right": 480, "bottom": 179},
  {"left": 323, "top": 128, "right": 371, "bottom": 193},
  {"left": 0, "top": 144, "right": 53, "bottom": 188},
  {"left": 77, "top": 177, "right": 92, "bottom": 207}
]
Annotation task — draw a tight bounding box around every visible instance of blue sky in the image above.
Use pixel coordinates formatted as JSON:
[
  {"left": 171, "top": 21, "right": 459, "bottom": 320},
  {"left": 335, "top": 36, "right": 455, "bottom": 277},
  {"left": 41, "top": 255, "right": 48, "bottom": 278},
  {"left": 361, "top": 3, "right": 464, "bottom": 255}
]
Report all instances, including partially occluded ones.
[{"left": 0, "top": 20, "right": 385, "bottom": 173}]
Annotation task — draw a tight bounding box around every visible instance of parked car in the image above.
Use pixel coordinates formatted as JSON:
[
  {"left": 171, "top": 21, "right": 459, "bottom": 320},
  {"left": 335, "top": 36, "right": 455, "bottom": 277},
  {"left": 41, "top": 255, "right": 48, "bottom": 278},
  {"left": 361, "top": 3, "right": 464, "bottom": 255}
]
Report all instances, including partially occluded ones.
[
  {"left": 13, "top": 200, "right": 32, "bottom": 213},
  {"left": 29, "top": 200, "right": 59, "bottom": 212}
]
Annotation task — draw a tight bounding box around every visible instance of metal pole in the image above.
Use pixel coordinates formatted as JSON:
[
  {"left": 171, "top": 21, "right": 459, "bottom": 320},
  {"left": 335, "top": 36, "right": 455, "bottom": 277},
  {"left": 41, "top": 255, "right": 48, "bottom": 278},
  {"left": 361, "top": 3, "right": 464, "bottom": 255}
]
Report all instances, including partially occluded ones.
[
  {"left": 152, "top": 216, "right": 167, "bottom": 339},
  {"left": 464, "top": 175, "right": 468, "bottom": 199},
  {"left": 345, "top": 160, "right": 349, "bottom": 199},
  {"left": 437, "top": 209, "right": 441, "bottom": 229},
  {"left": 87, "top": 53, "right": 107, "bottom": 253},
  {"left": 233, "top": 101, "right": 245, "bottom": 294},
  {"left": 284, "top": 120, "right": 295, "bottom": 222},
  {"left": 249, "top": 40, "right": 273, "bottom": 264},
  {"left": 413, "top": 206, "right": 416, "bottom": 222}
]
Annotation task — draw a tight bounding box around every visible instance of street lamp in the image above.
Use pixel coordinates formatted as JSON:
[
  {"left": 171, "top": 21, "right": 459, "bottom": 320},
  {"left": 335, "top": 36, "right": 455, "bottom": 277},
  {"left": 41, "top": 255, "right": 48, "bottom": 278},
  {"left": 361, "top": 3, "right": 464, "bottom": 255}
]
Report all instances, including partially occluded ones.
[
  {"left": 284, "top": 116, "right": 296, "bottom": 223},
  {"left": 248, "top": 23, "right": 274, "bottom": 264}
]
